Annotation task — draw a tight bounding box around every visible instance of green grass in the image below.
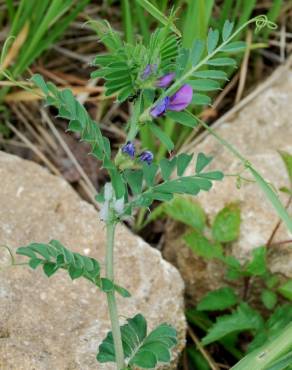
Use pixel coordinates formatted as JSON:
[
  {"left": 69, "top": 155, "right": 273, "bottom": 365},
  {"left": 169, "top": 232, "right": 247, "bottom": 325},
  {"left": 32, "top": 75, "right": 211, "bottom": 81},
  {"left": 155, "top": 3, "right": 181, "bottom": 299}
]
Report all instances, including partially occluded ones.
[{"left": 0, "top": 0, "right": 90, "bottom": 101}]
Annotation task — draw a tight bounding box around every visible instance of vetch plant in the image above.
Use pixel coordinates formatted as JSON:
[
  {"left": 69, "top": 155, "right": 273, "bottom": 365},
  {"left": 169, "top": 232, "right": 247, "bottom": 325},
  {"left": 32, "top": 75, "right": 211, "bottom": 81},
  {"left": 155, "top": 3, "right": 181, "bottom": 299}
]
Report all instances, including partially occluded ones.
[{"left": 1, "top": 9, "right": 291, "bottom": 370}]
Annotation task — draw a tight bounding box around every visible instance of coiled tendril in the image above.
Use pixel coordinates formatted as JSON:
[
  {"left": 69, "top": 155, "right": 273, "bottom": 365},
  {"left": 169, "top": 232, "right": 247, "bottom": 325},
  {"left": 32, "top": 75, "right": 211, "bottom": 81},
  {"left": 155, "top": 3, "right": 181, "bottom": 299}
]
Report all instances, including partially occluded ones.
[{"left": 254, "top": 15, "right": 277, "bottom": 33}]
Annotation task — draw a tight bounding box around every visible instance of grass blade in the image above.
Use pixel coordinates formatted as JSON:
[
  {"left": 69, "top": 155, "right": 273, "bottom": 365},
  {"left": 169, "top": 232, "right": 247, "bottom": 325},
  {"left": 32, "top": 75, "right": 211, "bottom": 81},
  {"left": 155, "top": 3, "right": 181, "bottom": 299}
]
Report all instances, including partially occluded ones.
[{"left": 135, "top": 0, "right": 181, "bottom": 37}]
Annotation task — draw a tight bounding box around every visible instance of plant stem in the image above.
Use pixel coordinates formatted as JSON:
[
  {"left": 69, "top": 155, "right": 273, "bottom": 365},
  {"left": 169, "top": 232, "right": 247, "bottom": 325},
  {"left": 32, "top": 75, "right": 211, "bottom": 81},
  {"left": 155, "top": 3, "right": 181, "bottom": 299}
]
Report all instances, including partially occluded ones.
[{"left": 105, "top": 221, "right": 125, "bottom": 370}]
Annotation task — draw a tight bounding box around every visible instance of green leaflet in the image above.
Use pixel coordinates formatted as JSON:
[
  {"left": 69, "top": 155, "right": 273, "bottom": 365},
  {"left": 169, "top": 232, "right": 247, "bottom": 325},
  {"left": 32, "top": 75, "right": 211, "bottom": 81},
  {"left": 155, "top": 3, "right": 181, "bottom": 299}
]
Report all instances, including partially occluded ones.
[
  {"left": 97, "top": 313, "right": 177, "bottom": 368},
  {"left": 245, "top": 246, "right": 267, "bottom": 277},
  {"left": 222, "top": 20, "right": 234, "bottom": 41},
  {"left": 207, "top": 28, "right": 219, "bottom": 54}
]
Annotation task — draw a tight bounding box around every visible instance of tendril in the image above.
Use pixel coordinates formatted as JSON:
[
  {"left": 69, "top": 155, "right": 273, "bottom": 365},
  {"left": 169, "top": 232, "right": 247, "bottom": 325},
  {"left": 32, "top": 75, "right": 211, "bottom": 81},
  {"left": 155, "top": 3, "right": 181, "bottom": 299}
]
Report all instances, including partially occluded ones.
[
  {"left": 254, "top": 15, "right": 277, "bottom": 33},
  {"left": 0, "top": 245, "right": 28, "bottom": 270}
]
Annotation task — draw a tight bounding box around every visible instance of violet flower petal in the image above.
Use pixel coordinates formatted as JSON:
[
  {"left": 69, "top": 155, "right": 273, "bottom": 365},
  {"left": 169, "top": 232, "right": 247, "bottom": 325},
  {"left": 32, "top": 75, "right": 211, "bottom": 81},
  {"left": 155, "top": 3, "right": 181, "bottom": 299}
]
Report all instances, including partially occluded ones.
[
  {"left": 141, "top": 64, "right": 158, "bottom": 80},
  {"left": 156, "top": 72, "right": 175, "bottom": 88},
  {"left": 122, "top": 141, "right": 135, "bottom": 158},
  {"left": 168, "top": 84, "right": 193, "bottom": 111},
  {"left": 140, "top": 151, "right": 154, "bottom": 165},
  {"left": 150, "top": 96, "right": 170, "bottom": 118},
  {"left": 141, "top": 64, "right": 152, "bottom": 79}
]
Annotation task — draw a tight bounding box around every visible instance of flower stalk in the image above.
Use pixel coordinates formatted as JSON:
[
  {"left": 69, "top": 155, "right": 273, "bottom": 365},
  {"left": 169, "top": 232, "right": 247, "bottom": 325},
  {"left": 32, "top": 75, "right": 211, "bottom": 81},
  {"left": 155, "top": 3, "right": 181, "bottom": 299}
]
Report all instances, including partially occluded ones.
[{"left": 105, "top": 218, "right": 125, "bottom": 370}]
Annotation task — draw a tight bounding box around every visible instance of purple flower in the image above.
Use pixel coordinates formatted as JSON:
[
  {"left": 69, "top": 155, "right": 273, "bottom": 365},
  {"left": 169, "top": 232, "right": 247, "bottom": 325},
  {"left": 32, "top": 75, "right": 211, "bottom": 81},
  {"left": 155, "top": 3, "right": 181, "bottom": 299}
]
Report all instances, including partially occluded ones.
[
  {"left": 141, "top": 64, "right": 158, "bottom": 80},
  {"left": 139, "top": 151, "right": 154, "bottom": 165},
  {"left": 156, "top": 73, "right": 175, "bottom": 88},
  {"left": 122, "top": 141, "right": 135, "bottom": 158},
  {"left": 168, "top": 84, "right": 193, "bottom": 111},
  {"left": 150, "top": 96, "right": 170, "bottom": 118},
  {"left": 150, "top": 84, "right": 193, "bottom": 118}
]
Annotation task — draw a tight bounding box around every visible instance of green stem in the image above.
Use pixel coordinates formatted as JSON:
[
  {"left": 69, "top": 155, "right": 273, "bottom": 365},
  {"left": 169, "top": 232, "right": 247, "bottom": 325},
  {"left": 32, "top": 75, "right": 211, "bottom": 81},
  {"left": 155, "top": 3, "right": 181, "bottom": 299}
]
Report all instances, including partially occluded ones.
[
  {"left": 195, "top": 115, "right": 292, "bottom": 233},
  {"left": 105, "top": 221, "right": 125, "bottom": 370}
]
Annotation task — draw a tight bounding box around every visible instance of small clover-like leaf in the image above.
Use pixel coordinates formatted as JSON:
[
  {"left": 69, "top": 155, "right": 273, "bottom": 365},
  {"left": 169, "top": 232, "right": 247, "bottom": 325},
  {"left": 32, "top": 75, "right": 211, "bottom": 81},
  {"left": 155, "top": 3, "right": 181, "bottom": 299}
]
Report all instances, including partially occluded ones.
[{"left": 97, "top": 314, "right": 177, "bottom": 368}]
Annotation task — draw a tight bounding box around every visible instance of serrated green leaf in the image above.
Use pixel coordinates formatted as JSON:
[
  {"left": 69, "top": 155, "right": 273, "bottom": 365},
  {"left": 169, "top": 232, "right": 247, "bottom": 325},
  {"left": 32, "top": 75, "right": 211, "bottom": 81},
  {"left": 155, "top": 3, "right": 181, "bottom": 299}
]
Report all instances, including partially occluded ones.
[
  {"left": 278, "top": 280, "right": 292, "bottom": 301},
  {"left": 224, "top": 255, "right": 243, "bottom": 280},
  {"left": 196, "top": 153, "right": 213, "bottom": 173},
  {"left": 212, "top": 203, "right": 241, "bottom": 243},
  {"left": 97, "top": 313, "right": 177, "bottom": 367},
  {"left": 207, "top": 28, "right": 219, "bottom": 54},
  {"left": 261, "top": 289, "right": 277, "bottom": 310},
  {"left": 245, "top": 246, "right": 267, "bottom": 277},
  {"left": 222, "top": 20, "right": 234, "bottom": 41},
  {"left": 202, "top": 303, "right": 263, "bottom": 345},
  {"left": 184, "top": 230, "right": 223, "bottom": 259},
  {"left": 197, "top": 287, "right": 238, "bottom": 311},
  {"left": 162, "top": 195, "right": 206, "bottom": 231}
]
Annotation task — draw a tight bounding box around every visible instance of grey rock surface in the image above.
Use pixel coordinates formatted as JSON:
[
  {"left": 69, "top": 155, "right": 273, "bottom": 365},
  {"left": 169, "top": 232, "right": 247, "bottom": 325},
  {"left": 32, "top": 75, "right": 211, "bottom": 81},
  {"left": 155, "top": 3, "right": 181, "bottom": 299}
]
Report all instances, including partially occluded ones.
[
  {"left": 164, "top": 64, "right": 292, "bottom": 300},
  {"left": 0, "top": 151, "right": 186, "bottom": 369}
]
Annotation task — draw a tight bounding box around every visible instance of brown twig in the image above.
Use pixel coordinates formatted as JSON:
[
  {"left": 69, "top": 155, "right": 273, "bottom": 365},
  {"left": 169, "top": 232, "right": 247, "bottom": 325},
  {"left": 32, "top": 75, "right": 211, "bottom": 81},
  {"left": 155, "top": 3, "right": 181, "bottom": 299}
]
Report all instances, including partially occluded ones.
[{"left": 188, "top": 326, "right": 220, "bottom": 370}]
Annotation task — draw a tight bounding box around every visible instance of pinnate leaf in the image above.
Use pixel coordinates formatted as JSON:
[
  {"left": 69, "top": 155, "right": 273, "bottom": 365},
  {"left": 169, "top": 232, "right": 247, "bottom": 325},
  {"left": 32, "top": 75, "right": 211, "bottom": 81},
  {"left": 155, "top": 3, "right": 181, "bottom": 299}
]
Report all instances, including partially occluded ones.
[{"left": 96, "top": 314, "right": 177, "bottom": 368}]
